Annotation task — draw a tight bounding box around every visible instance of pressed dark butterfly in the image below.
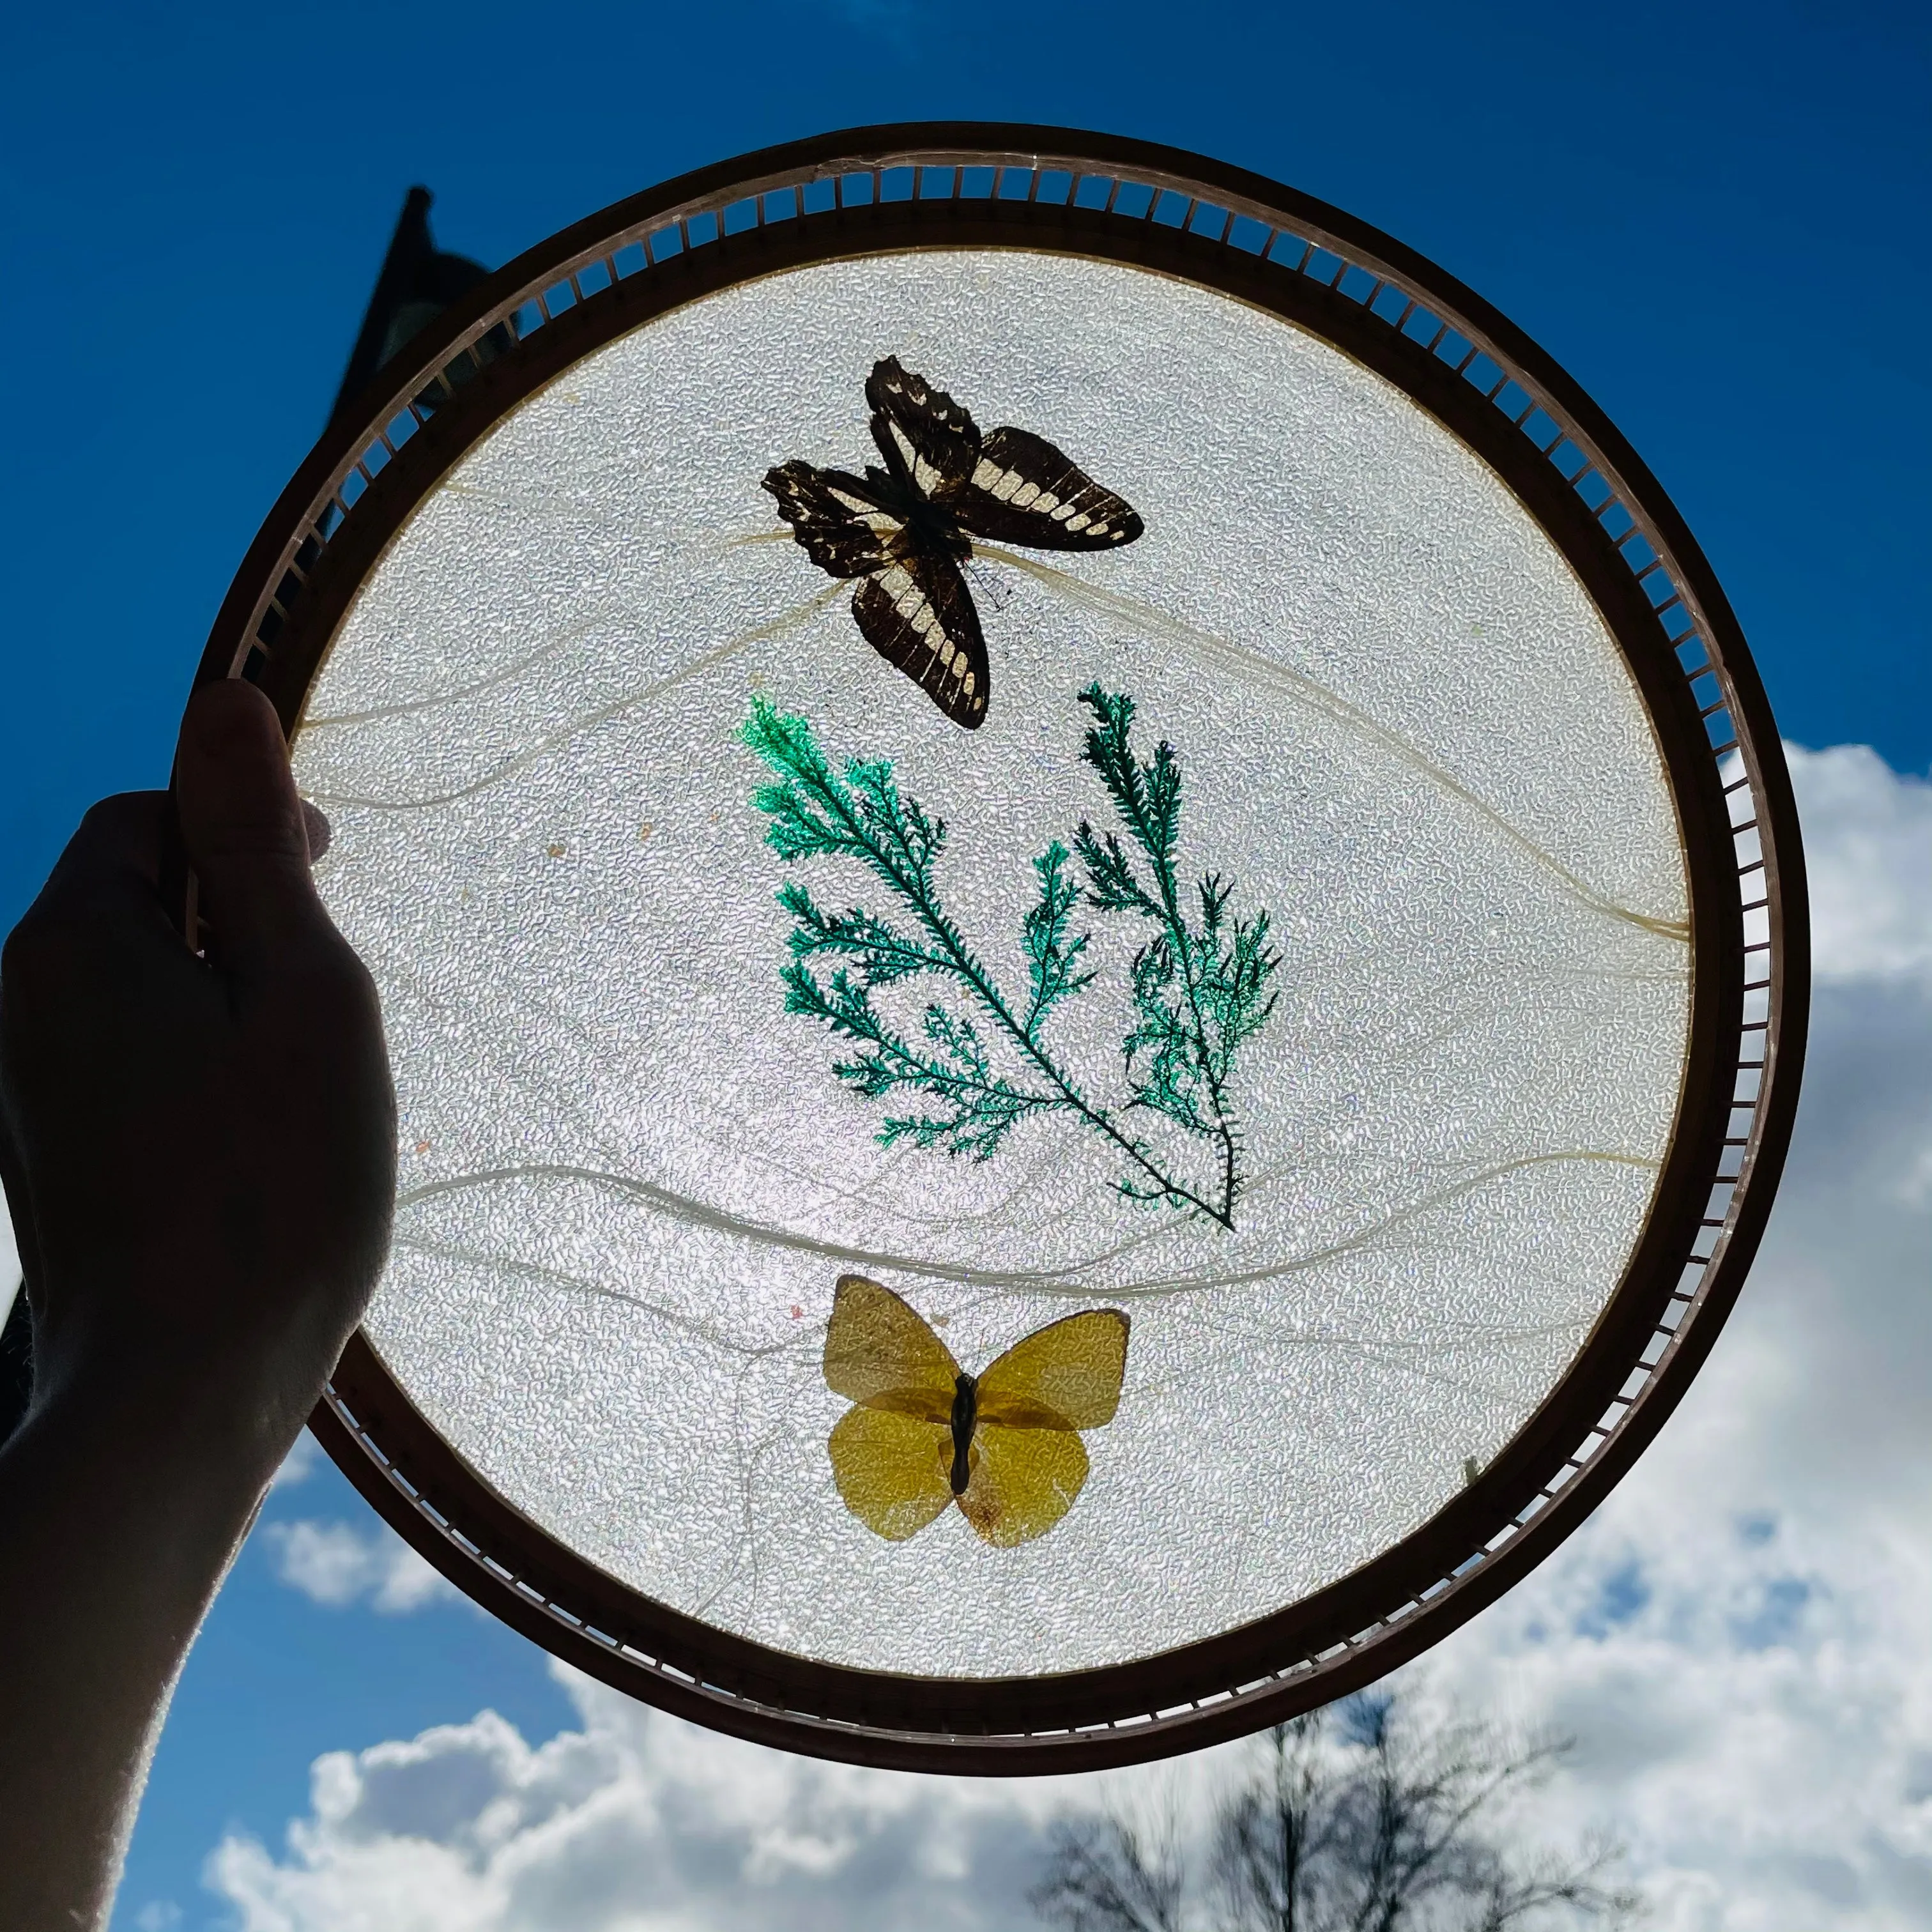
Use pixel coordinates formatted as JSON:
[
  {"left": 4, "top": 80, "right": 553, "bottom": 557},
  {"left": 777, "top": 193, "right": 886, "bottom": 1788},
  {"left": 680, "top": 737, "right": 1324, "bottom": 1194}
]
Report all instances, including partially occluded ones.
[
  {"left": 763, "top": 358, "right": 1146, "bottom": 730},
  {"left": 823, "top": 1274, "right": 1131, "bottom": 1547}
]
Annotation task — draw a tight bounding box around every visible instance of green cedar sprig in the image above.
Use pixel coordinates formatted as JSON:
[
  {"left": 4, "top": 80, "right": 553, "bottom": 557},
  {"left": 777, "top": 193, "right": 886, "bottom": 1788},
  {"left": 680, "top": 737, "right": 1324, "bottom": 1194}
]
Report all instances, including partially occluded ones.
[
  {"left": 741, "top": 688, "right": 1278, "bottom": 1228},
  {"left": 1072, "top": 684, "right": 1280, "bottom": 1220}
]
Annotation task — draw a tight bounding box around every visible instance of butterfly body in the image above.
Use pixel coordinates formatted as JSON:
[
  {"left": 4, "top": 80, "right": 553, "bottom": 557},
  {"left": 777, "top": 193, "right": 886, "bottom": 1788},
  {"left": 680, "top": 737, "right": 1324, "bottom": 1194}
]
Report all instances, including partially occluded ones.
[
  {"left": 763, "top": 358, "right": 1145, "bottom": 730},
  {"left": 947, "top": 1370, "right": 978, "bottom": 1496},
  {"left": 822, "top": 1273, "right": 1131, "bottom": 1547},
  {"left": 807, "top": 457, "right": 975, "bottom": 564}
]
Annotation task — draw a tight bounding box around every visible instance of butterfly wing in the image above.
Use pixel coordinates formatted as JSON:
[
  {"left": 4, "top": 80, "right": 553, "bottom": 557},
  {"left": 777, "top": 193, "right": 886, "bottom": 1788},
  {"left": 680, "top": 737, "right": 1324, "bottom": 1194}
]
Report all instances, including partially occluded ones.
[
  {"left": 763, "top": 461, "right": 892, "bottom": 579},
  {"left": 946, "top": 426, "right": 1144, "bottom": 552},
  {"left": 828, "top": 1404, "right": 955, "bottom": 1541},
  {"left": 763, "top": 458, "right": 991, "bottom": 730},
  {"left": 850, "top": 546, "right": 990, "bottom": 730},
  {"left": 824, "top": 1274, "right": 960, "bottom": 1418},
  {"left": 956, "top": 1424, "right": 1090, "bottom": 1548},
  {"left": 954, "top": 1310, "right": 1129, "bottom": 1547},
  {"left": 866, "top": 357, "right": 982, "bottom": 496},
  {"left": 974, "top": 1308, "right": 1131, "bottom": 1431}
]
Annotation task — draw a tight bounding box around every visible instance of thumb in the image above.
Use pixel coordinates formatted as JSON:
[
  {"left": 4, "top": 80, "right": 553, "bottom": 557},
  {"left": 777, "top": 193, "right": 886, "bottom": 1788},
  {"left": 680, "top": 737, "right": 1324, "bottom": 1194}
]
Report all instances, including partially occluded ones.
[{"left": 174, "top": 680, "right": 321, "bottom": 969}]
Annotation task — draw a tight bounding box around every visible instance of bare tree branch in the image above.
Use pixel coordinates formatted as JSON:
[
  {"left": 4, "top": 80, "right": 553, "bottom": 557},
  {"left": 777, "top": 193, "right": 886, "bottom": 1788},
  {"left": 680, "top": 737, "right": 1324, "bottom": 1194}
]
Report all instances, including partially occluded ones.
[
  {"left": 1214, "top": 1717, "right": 1331, "bottom": 1932},
  {"left": 1032, "top": 1692, "right": 1640, "bottom": 1932},
  {"left": 1032, "top": 1812, "right": 1190, "bottom": 1932}
]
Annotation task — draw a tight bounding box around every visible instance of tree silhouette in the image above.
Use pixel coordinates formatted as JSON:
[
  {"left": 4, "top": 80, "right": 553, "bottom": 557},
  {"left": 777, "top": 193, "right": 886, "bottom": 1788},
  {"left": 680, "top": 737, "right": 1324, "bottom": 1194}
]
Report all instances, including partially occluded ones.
[{"left": 1032, "top": 1694, "right": 1638, "bottom": 1932}]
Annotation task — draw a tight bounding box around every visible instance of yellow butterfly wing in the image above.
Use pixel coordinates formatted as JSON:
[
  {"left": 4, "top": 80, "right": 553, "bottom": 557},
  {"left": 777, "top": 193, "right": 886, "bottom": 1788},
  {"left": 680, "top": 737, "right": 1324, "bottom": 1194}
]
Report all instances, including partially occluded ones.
[
  {"left": 825, "top": 1276, "right": 962, "bottom": 1540},
  {"left": 823, "top": 1274, "right": 959, "bottom": 1422},
  {"left": 954, "top": 1308, "right": 1129, "bottom": 1547},
  {"left": 973, "top": 1308, "right": 1130, "bottom": 1430},
  {"left": 956, "top": 1424, "right": 1090, "bottom": 1547},
  {"left": 827, "top": 1406, "right": 954, "bottom": 1541}
]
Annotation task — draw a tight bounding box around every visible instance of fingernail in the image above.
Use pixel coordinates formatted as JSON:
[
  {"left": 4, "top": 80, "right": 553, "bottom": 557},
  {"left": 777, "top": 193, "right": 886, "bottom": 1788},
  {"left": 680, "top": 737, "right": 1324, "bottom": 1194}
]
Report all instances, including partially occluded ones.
[{"left": 301, "top": 801, "right": 334, "bottom": 861}]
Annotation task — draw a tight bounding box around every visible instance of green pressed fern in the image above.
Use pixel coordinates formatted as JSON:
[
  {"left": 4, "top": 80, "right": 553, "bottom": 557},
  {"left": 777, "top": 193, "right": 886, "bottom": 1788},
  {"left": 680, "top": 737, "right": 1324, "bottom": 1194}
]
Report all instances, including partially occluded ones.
[{"left": 741, "top": 687, "right": 1278, "bottom": 1228}]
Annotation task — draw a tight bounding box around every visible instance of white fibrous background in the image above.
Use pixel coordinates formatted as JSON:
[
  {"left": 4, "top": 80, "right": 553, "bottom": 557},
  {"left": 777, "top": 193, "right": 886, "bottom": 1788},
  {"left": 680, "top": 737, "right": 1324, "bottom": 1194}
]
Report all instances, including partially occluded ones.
[{"left": 291, "top": 252, "right": 1689, "bottom": 1676}]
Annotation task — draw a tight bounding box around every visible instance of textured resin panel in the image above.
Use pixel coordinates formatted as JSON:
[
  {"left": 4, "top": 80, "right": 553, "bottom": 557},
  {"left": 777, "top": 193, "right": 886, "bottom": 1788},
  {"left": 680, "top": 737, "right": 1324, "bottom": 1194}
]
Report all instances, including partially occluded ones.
[{"left": 293, "top": 252, "right": 1690, "bottom": 1677}]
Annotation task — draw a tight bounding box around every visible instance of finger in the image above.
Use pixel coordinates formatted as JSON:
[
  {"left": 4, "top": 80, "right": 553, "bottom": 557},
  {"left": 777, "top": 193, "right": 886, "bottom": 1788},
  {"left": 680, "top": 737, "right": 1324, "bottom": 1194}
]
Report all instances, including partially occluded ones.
[
  {"left": 31, "top": 792, "right": 170, "bottom": 916},
  {"left": 1, "top": 795, "right": 193, "bottom": 1169},
  {"left": 3, "top": 795, "right": 183, "bottom": 994},
  {"left": 174, "top": 680, "right": 323, "bottom": 970}
]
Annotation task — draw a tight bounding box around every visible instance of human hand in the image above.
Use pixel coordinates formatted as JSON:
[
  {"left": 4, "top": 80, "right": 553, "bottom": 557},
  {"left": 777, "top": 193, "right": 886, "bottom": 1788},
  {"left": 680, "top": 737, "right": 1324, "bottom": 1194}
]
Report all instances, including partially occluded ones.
[
  {"left": 0, "top": 678, "right": 395, "bottom": 1931},
  {"left": 0, "top": 678, "right": 395, "bottom": 1465}
]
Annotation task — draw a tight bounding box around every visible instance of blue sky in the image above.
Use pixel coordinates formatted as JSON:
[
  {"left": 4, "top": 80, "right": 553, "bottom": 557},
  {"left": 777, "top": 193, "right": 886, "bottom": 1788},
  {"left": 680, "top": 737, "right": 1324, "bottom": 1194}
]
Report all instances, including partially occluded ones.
[{"left": 1, "top": 3, "right": 1928, "bottom": 1927}]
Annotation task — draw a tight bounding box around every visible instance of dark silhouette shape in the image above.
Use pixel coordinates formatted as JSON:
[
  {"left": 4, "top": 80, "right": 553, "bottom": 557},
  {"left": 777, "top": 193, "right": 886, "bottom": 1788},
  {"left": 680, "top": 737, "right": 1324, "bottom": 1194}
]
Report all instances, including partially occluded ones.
[{"left": 330, "top": 187, "right": 493, "bottom": 427}]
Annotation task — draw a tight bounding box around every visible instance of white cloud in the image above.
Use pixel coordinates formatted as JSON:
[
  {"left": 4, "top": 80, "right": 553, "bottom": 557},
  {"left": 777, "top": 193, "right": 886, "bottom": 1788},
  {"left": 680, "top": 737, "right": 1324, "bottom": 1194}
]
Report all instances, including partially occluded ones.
[
  {"left": 270, "top": 1427, "right": 325, "bottom": 1490},
  {"left": 264, "top": 1518, "right": 454, "bottom": 1615},
  {"left": 210, "top": 742, "right": 1932, "bottom": 1931},
  {"left": 210, "top": 1687, "right": 1114, "bottom": 1932},
  {"left": 1789, "top": 744, "right": 1932, "bottom": 987}
]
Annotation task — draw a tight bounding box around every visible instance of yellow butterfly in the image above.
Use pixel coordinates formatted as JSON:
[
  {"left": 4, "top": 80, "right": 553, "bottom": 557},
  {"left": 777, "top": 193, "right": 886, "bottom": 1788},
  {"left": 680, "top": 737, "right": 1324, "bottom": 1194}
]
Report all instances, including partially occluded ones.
[{"left": 823, "top": 1274, "right": 1131, "bottom": 1547}]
